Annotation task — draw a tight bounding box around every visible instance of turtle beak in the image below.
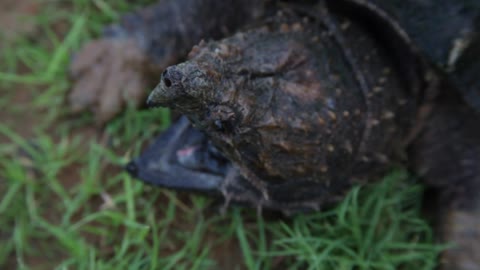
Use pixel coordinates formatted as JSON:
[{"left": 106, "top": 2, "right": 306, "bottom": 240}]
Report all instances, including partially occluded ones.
[
  {"left": 146, "top": 66, "right": 181, "bottom": 107},
  {"left": 146, "top": 85, "right": 163, "bottom": 108}
]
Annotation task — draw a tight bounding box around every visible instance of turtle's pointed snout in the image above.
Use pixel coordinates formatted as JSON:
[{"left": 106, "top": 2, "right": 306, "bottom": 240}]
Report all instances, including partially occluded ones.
[
  {"left": 146, "top": 90, "right": 160, "bottom": 107},
  {"left": 146, "top": 66, "right": 184, "bottom": 107},
  {"left": 146, "top": 85, "right": 162, "bottom": 108}
]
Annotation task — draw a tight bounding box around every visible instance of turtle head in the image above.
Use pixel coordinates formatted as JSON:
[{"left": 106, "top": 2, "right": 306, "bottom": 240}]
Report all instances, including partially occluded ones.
[
  {"left": 147, "top": 36, "right": 256, "bottom": 138},
  {"left": 146, "top": 59, "right": 221, "bottom": 113}
]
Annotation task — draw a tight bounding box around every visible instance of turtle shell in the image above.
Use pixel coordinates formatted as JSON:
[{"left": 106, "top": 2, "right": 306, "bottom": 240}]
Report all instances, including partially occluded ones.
[
  {"left": 332, "top": 0, "right": 480, "bottom": 111},
  {"left": 144, "top": 9, "right": 417, "bottom": 208}
]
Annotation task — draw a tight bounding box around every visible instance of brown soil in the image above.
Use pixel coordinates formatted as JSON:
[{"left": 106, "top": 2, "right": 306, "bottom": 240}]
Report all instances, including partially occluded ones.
[{"left": 0, "top": 0, "right": 40, "bottom": 43}]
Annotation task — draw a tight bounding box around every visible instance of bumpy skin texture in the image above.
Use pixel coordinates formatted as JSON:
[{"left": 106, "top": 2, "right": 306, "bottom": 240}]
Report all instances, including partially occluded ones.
[
  {"left": 73, "top": 0, "right": 480, "bottom": 269},
  {"left": 69, "top": 0, "right": 263, "bottom": 123},
  {"left": 146, "top": 11, "right": 415, "bottom": 208}
]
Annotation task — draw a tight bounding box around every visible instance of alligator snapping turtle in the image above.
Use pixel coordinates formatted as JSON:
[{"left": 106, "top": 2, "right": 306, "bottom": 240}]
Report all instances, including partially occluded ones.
[{"left": 70, "top": 0, "right": 480, "bottom": 269}]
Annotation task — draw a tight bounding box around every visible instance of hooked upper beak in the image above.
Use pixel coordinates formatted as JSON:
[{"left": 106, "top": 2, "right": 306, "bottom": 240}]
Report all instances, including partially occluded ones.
[{"left": 146, "top": 66, "right": 180, "bottom": 108}]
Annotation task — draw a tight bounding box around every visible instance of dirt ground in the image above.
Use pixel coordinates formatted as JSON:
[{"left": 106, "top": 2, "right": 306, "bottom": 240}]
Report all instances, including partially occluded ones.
[{"left": 1, "top": 0, "right": 39, "bottom": 43}]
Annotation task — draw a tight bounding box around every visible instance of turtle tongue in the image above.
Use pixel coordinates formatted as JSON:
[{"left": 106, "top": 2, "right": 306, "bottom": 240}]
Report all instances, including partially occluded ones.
[{"left": 176, "top": 144, "right": 227, "bottom": 174}]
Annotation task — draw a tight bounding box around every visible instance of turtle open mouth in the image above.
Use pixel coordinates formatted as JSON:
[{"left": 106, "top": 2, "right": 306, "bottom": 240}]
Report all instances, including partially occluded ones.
[{"left": 125, "top": 116, "right": 230, "bottom": 194}]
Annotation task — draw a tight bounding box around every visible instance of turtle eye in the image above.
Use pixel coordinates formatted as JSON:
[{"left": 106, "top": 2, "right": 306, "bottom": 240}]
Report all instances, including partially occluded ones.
[
  {"left": 214, "top": 119, "right": 225, "bottom": 132},
  {"left": 207, "top": 105, "right": 236, "bottom": 133},
  {"left": 213, "top": 119, "right": 235, "bottom": 134}
]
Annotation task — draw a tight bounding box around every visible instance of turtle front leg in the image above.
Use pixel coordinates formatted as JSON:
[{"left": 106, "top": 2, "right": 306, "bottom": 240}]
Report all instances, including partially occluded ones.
[
  {"left": 69, "top": 0, "right": 264, "bottom": 124},
  {"left": 411, "top": 98, "right": 480, "bottom": 270}
]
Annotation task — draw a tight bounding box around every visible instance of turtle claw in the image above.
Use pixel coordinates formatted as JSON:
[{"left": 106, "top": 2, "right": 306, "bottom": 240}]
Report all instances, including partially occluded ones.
[{"left": 68, "top": 38, "right": 149, "bottom": 124}]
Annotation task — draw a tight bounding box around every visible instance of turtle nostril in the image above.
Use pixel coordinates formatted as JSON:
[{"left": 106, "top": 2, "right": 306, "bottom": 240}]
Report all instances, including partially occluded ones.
[
  {"left": 163, "top": 77, "right": 172, "bottom": 87},
  {"left": 162, "top": 69, "right": 173, "bottom": 87},
  {"left": 160, "top": 66, "right": 184, "bottom": 89},
  {"left": 125, "top": 161, "right": 139, "bottom": 177}
]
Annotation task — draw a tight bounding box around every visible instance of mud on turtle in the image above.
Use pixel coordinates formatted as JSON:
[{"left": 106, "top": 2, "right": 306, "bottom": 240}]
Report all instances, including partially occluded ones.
[{"left": 69, "top": 1, "right": 480, "bottom": 269}]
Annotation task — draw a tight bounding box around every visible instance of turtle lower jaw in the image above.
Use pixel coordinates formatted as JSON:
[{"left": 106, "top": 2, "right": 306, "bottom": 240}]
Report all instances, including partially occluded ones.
[
  {"left": 125, "top": 158, "right": 225, "bottom": 193},
  {"left": 126, "top": 117, "right": 355, "bottom": 213},
  {"left": 125, "top": 116, "right": 229, "bottom": 194}
]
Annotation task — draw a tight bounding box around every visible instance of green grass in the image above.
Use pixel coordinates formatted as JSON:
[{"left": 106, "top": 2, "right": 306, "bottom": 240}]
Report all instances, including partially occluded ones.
[{"left": 0, "top": 1, "right": 443, "bottom": 269}]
